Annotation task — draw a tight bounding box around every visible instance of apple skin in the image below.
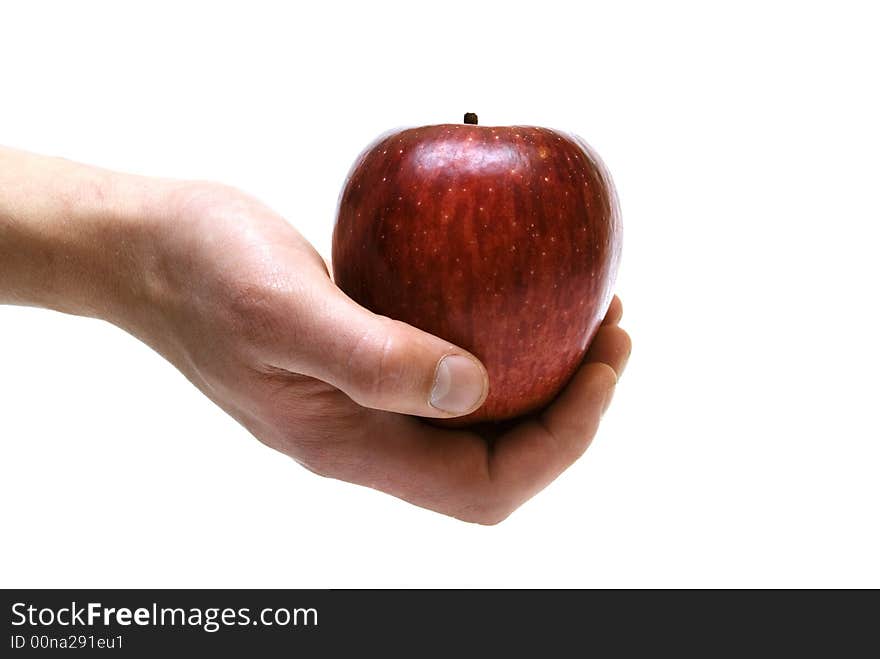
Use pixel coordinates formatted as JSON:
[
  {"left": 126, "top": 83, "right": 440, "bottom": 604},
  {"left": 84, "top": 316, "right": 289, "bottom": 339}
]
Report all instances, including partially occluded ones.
[{"left": 332, "top": 121, "right": 621, "bottom": 425}]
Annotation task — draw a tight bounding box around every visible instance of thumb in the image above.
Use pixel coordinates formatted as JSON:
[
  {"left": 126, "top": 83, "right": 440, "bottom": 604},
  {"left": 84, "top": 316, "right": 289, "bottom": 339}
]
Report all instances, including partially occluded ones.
[{"left": 285, "top": 283, "right": 489, "bottom": 418}]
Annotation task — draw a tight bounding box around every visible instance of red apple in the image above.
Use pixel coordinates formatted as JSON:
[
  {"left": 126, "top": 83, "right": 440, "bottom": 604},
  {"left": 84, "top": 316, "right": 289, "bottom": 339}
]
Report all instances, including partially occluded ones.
[{"left": 332, "top": 114, "right": 621, "bottom": 424}]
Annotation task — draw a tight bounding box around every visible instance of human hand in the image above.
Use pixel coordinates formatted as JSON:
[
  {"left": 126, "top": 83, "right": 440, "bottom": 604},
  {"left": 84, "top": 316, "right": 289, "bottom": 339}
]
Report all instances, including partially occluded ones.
[
  {"left": 134, "top": 183, "right": 630, "bottom": 524},
  {"left": 0, "top": 149, "right": 630, "bottom": 524}
]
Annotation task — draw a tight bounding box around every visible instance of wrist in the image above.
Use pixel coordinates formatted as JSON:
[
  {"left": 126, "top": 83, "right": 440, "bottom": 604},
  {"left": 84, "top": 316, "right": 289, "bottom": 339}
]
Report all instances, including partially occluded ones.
[
  {"left": 78, "top": 170, "right": 178, "bottom": 334},
  {"left": 0, "top": 148, "right": 174, "bottom": 330}
]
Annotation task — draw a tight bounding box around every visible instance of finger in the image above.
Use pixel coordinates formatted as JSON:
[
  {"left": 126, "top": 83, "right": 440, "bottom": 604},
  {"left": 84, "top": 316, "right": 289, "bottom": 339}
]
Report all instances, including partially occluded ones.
[
  {"left": 469, "top": 314, "right": 631, "bottom": 514},
  {"left": 601, "top": 295, "right": 623, "bottom": 326},
  {"left": 290, "top": 360, "right": 616, "bottom": 525},
  {"left": 271, "top": 281, "right": 488, "bottom": 418},
  {"left": 479, "top": 362, "right": 617, "bottom": 517},
  {"left": 584, "top": 324, "right": 631, "bottom": 377}
]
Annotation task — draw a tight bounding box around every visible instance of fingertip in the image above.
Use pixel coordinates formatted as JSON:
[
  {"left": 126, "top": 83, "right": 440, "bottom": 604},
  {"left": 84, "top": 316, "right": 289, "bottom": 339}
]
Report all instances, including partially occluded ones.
[
  {"left": 602, "top": 295, "right": 623, "bottom": 326},
  {"left": 429, "top": 352, "right": 490, "bottom": 417},
  {"left": 595, "top": 362, "right": 619, "bottom": 415},
  {"left": 586, "top": 360, "right": 619, "bottom": 393},
  {"left": 585, "top": 325, "right": 631, "bottom": 378}
]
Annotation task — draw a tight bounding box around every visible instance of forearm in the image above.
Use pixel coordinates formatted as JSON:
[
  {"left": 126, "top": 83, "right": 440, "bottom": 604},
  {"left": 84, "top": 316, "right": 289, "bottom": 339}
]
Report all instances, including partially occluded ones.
[{"left": 0, "top": 147, "right": 168, "bottom": 327}]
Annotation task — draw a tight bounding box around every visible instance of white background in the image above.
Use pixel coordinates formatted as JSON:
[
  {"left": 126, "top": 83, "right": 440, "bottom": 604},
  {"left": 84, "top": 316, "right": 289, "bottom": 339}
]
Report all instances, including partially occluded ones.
[{"left": 1, "top": 1, "right": 878, "bottom": 588}]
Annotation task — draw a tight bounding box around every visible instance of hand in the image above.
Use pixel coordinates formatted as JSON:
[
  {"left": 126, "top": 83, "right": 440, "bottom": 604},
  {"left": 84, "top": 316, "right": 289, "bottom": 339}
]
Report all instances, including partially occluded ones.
[
  {"left": 137, "top": 183, "right": 630, "bottom": 524},
  {"left": 0, "top": 150, "right": 630, "bottom": 524}
]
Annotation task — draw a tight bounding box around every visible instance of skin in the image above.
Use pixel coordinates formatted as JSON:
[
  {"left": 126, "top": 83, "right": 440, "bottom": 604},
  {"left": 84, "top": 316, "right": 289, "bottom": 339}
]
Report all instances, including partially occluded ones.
[{"left": 0, "top": 146, "right": 631, "bottom": 524}]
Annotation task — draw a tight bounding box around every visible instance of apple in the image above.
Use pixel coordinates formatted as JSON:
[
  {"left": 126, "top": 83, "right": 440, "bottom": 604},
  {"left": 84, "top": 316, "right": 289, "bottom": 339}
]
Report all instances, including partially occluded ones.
[{"left": 332, "top": 113, "right": 621, "bottom": 424}]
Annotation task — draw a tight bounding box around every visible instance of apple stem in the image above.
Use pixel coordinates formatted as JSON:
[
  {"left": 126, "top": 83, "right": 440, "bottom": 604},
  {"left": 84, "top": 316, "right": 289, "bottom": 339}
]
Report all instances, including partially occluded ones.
[{"left": 463, "top": 112, "right": 478, "bottom": 125}]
